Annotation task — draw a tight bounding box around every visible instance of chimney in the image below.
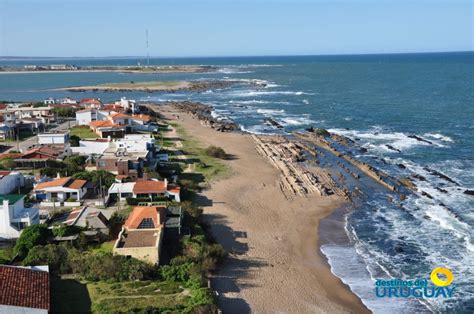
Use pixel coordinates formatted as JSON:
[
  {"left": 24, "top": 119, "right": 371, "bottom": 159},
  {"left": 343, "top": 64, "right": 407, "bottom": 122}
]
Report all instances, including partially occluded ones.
[
  {"left": 164, "top": 178, "right": 168, "bottom": 188},
  {"left": 56, "top": 172, "right": 61, "bottom": 179}
]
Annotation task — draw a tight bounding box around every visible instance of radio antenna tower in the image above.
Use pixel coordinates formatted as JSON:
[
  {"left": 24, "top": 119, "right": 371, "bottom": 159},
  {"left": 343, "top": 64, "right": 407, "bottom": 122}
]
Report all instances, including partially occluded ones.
[{"left": 146, "top": 29, "right": 150, "bottom": 66}]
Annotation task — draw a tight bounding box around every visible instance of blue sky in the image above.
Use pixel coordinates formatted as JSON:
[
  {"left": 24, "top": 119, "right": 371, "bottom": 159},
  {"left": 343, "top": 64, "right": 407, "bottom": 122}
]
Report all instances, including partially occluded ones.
[{"left": 0, "top": 0, "right": 472, "bottom": 57}]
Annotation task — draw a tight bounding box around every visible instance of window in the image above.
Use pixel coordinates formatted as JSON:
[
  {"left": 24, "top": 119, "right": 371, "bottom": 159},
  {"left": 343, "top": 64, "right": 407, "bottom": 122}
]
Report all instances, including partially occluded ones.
[{"left": 137, "top": 218, "right": 155, "bottom": 229}]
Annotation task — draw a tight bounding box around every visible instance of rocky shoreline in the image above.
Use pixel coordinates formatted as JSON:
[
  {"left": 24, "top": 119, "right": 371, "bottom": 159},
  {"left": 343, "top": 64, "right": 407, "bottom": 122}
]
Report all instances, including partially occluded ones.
[{"left": 61, "top": 80, "right": 235, "bottom": 93}]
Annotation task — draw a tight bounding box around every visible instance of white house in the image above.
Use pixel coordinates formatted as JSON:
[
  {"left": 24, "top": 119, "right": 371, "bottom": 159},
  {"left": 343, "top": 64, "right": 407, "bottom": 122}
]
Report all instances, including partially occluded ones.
[
  {"left": 0, "top": 195, "right": 39, "bottom": 239},
  {"left": 0, "top": 171, "right": 25, "bottom": 195},
  {"left": 33, "top": 177, "right": 88, "bottom": 207},
  {"left": 71, "top": 134, "right": 158, "bottom": 156},
  {"left": 37, "top": 131, "right": 70, "bottom": 145},
  {"left": 75, "top": 109, "right": 97, "bottom": 125}
]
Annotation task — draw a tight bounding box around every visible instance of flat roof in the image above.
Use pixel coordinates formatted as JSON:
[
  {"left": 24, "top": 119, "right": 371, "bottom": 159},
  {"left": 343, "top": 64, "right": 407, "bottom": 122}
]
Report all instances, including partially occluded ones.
[{"left": 117, "top": 229, "right": 160, "bottom": 248}]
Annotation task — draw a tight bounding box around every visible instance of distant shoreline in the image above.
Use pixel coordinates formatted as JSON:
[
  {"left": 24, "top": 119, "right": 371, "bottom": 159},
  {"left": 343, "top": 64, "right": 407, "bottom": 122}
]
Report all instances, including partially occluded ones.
[{"left": 0, "top": 65, "right": 214, "bottom": 75}]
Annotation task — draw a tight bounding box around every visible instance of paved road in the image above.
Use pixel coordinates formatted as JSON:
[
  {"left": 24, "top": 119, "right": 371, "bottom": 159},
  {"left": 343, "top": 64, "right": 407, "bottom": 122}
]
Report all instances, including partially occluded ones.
[{"left": 5, "top": 120, "right": 75, "bottom": 152}]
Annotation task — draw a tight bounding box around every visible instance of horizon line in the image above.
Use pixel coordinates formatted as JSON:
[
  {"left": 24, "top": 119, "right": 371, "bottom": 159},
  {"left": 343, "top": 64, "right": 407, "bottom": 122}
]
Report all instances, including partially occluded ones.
[{"left": 1, "top": 50, "right": 473, "bottom": 60}]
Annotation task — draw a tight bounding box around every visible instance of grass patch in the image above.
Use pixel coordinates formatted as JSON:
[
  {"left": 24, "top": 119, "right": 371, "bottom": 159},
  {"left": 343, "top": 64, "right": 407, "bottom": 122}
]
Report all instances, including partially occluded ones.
[
  {"left": 51, "top": 277, "right": 188, "bottom": 313},
  {"left": 69, "top": 126, "right": 99, "bottom": 139},
  {"left": 88, "top": 241, "right": 115, "bottom": 254},
  {"left": 175, "top": 125, "right": 230, "bottom": 182}
]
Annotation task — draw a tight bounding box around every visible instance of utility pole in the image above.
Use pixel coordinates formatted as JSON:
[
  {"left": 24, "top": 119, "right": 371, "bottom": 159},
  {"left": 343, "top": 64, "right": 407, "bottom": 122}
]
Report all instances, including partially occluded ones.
[{"left": 146, "top": 29, "right": 150, "bottom": 67}]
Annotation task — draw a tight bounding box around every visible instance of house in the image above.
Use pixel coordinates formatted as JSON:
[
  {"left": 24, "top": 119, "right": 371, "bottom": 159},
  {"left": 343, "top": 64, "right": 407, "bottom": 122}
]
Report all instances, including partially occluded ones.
[
  {"left": 113, "top": 206, "right": 165, "bottom": 264},
  {"left": 75, "top": 109, "right": 97, "bottom": 125},
  {"left": 130, "top": 114, "right": 158, "bottom": 132},
  {"left": 0, "top": 171, "right": 25, "bottom": 194},
  {"left": 71, "top": 134, "right": 158, "bottom": 156},
  {"left": 96, "top": 148, "right": 148, "bottom": 179},
  {"left": 43, "top": 98, "right": 55, "bottom": 105},
  {"left": 15, "top": 144, "right": 71, "bottom": 168},
  {"left": 33, "top": 177, "right": 88, "bottom": 207},
  {"left": 59, "top": 97, "right": 77, "bottom": 105},
  {"left": 0, "top": 106, "right": 54, "bottom": 124},
  {"left": 108, "top": 179, "right": 180, "bottom": 202},
  {"left": 0, "top": 265, "right": 50, "bottom": 314},
  {"left": 79, "top": 98, "right": 102, "bottom": 109},
  {"left": 37, "top": 131, "right": 70, "bottom": 145},
  {"left": 51, "top": 206, "right": 111, "bottom": 236},
  {"left": 0, "top": 194, "right": 39, "bottom": 239},
  {"left": 89, "top": 120, "right": 126, "bottom": 138}
]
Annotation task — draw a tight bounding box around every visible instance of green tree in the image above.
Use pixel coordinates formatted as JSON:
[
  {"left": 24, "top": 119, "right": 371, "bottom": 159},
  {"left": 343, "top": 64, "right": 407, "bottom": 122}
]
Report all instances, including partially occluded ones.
[
  {"left": 14, "top": 224, "right": 52, "bottom": 259},
  {"left": 69, "top": 135, "right": 81, "bottom": 147},
  {"left": 23, "top": 243, "right": 71, "bottom": 273},
  {"left": 72, "top": 170, "right": 115, "bottom": 190}
]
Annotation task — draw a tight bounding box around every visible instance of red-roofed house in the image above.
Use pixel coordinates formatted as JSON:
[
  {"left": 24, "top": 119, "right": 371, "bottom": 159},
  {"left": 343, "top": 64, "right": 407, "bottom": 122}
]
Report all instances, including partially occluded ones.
[
  {"left": 0, "top": 265, "right": 50, "bottom": 313},
  {"left": 107, "top": 179, "right": 181, "bottom": 202},
  {"left": 89, "top": 120, "right": 126, "bottom": 138},
  {"left": 80, "top": 98, "right": 102, "bottom": 109},
  {"left": 113, "top": 206, "right": 165, "bottom": 264},
  {"left": 33, "top": 177, "right": 88, "bottom": 207}
]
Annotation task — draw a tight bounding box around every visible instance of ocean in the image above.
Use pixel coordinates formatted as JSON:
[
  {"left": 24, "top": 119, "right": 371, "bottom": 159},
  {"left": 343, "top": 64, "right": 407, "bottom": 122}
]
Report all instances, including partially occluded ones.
[{"left": 1, "top": 52, "right": 473, "bottom": 312}]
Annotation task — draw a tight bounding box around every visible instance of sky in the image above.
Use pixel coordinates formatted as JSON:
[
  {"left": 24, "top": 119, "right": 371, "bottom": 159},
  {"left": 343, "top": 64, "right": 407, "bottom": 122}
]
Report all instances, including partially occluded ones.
[{"left": 0, "top": 0, "right": 472, "bottom": 57}]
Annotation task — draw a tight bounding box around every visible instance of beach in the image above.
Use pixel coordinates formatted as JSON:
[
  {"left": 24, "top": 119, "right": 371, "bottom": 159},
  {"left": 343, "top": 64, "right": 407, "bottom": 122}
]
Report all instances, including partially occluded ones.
[{"left": 159, "top": 104, "right": 370, "bottom": 313}]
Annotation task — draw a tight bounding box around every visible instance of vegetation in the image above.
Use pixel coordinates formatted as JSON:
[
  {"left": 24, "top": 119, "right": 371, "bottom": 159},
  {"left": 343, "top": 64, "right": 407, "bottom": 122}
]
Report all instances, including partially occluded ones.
[
  {"left": 72, "top": 170, "right": 115, "bottom": 190},
  {"left": 204, "top": 145, "right": 227, "bottom": 159},
  {"left": 69, "top": 126, "right": 99, "bottom": 139},
  {"left": 69, "top": 134, "right": 81, "bottom": 146},
  {"left": 39, "top": 156, "right": 86, "bottom": 177},
  {"left": 14, "top": 224, "right": 52, "bottom": 259},
  {"left": 175, "top": 125, "right": 230, "bottom": 181},
  {"left": 315, "top": 128, "right": 330, "bottom": 137},
  {"left": 0, "top": 157, "right": 16, "bottom": 170},
  {"left": 52, "top": 107, "right": 77, "bottom": 117}
]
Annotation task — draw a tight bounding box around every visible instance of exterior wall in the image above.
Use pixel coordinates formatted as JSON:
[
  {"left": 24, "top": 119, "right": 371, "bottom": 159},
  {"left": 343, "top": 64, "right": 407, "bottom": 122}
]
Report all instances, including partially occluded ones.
[
  {"left": 99, "top": 129, "right": 124, "bottom": 139},
  {"left": 0, "top": 172, "right": 24, "bottom": 194},
  {"left": 38, "top": 133, "right": 69, "bottom": 145},
  {"left": 113, "top": 228, "right": 162, "bottom": 265},
  {"left": 0, "top": 305, "right": 48, "bottom": 314},
  {"left": 75, "top": 111, "right": 93, "bottom": 125},
  {"left": 0, "top": 199, "right": 39, "bottom": 239}
]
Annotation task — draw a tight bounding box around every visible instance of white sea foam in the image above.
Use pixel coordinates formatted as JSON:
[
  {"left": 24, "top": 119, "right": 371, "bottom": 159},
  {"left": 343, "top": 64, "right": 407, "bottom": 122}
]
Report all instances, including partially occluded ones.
[
  {"left": 279, "top": 116, "right": 316, "bottom": 126},
  {"left": 228, "top": 90, "right": 313, "bottom": 97},
  {"left": 256, "top": 108, "right": 285, "bottom": 116},
  {"left": 423, "top": 133, "right": 454, "bottom": 142}
]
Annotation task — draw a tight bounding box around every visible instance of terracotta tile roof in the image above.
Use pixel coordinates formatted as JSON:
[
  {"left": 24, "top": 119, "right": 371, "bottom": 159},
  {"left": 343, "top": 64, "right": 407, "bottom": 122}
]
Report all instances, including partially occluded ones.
[
  {"left": 0, "top": 153, "right": 22, "bottom": 159},
  {"left": 35, "top": 177, "right": 70, "bottom": 190},
  {"left": 89, "top": 120, "right": 118, "bottom": 128},
  {"left": 0, "top": 170, "right": 12, "bottom": 176},
  {"left": 167, "top": 185, "right": 181, "bottom": 193},
  {"left": 124, "top": 206, "right": 165, "bottom": 229},
  {"left": 133, "top": 180, "right": 167, "bottom": 194},
  {"left": 68, "top": 179, "right": 87, "bottom": 189},
  {"left": 103, "top": 104, "right": 125, "bottom": 112},
  {"left": 0, "top": 265, "right": 50, "bottom": 311},
  {"left": 131, "top": 114, "right": 152, "bottom": 122},
  {"left": 65, "top": 207, "right": 84, "bottom": 225},
  {"left": 80, "top": 98, "right": 102, "bottom": 105},
  {"left": 21, "top": 145, "right": 65, "bottom": 159},
  {"left": 110, "top": 113, "right": 131, "bottom": 120},
  {"left": 35, "top": 177, "right": 87, "bottom": 190}
]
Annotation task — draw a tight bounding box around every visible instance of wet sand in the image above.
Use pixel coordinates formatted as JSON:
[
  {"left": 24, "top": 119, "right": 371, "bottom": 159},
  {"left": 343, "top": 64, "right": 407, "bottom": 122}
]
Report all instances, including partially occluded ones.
[{"left": 159, "top": 105, "right": 370, "bottom": 313}]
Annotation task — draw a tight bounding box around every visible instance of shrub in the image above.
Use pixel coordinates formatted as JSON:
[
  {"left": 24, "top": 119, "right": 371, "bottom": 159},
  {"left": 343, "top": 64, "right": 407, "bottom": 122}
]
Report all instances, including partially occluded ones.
[
  {"left": 23, "top": 243, "right": 71, "bottom": 273},
  {"left": 14, "top": 224, "right": 52, "bottom": 259},
  {"left": 204, "top": 145, "right": 227, "bottom": 159}
]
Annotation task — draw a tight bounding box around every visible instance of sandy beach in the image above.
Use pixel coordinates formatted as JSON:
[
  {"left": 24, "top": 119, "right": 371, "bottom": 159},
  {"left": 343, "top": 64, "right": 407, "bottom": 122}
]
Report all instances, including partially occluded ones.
[{"left": 159, "top": 105, "right": 369, "bottom": 313}]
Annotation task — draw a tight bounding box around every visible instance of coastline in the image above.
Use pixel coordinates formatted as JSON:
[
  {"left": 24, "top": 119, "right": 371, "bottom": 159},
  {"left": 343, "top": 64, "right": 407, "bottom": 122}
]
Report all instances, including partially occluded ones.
[{"left": 158, "top": 104, "right": 370, "bottom": 313}]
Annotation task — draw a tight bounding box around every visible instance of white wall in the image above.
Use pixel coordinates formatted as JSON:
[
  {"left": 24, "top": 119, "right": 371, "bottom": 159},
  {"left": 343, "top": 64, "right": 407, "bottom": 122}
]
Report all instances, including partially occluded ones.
[
  {"left": 38, "top": 133, "right": 69, "bottom": 145},
  {"left": 75, "top": 111, "right": 92, "bottom": 125},
  {"left": 71, "top": 140, "right": 110, "bottom": 155}
]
